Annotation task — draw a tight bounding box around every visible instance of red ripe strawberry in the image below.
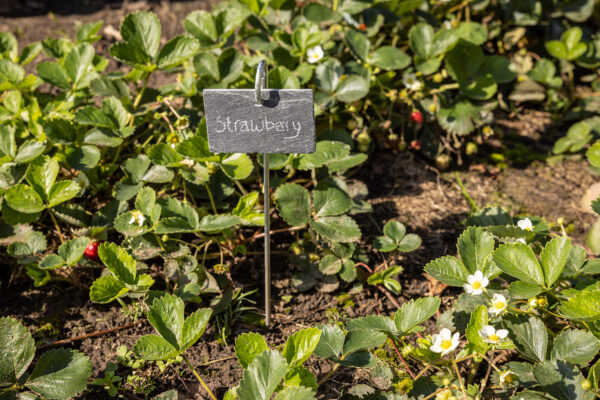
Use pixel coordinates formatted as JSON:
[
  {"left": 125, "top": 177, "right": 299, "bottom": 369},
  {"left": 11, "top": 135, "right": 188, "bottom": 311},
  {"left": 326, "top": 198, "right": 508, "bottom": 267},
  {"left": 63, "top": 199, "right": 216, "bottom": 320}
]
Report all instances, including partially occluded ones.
[
  {"left": 359, "top": 23, "right": 367, "bottom": 30},
  {"left": 84, "top": 240, "right": 101, "bottom": 261},
  {"left": 410, "top": 140, "right": 421, "bottom": 151},
  {"left": 409, "top": 110, "right": 423, "bottom": 124}
]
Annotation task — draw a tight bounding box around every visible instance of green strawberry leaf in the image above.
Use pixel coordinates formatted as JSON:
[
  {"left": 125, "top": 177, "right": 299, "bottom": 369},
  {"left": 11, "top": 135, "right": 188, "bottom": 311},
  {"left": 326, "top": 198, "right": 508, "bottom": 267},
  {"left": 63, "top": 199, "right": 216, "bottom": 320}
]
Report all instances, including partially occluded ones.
[
  {"left": 424, "top": 256, "right": 469, "bottom": 286},
  {"left": 89, "top": 275, "right": 129, "bottom": 304},
  {"left": 98, "top": 242, "right": 137, "bottom": 285},
  {"left": 235, "top": 333, "right": 270, "bottom": 369},
  {"left": 26, "top": 349, "right": 92, "bottom": 399},
  {"left": 133, "top": 334, "right": 179, "bottom": 361},
  {"left": 274, "top": 183, "right": 311, "bottom": 226},
  {"left": 282, "top": 327, "right": 321, "bottom": 369},
  {"left": 237, "top": 350, "right": 288, "bottom": 400},
  {"left": 310, "top": 215, "right": 361, "bottom": 243},
  {"left": 492, "top": 243, "right": 545, "bottom": 287},
  {"left": 5, "top": 184, "right": 45, "bottom": 214},
  {"left": 0, "top": 317, "right": 35, "bottom": 386}
]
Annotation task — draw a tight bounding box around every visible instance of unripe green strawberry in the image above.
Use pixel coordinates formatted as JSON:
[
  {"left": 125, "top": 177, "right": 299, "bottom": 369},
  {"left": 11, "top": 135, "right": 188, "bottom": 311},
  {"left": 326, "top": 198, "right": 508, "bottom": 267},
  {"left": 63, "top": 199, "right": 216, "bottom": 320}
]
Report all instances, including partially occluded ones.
[
  {"left": 289, "top": 242, "right": 302, "bottom": 255},
  {"left": 465, "top": 142, "right": 478, "bottom": 155},
  {"left": 398, "top": 141, "right": 407, "bottom": 151},
  {"left": 357, "top": 131, "right": 371, "bottom": 152},
  {"left": 436, "top": 154, "right": 451, "bottom": 170},
  {"left": 581, "top": 379, "right": 591, "bottom": 391}
]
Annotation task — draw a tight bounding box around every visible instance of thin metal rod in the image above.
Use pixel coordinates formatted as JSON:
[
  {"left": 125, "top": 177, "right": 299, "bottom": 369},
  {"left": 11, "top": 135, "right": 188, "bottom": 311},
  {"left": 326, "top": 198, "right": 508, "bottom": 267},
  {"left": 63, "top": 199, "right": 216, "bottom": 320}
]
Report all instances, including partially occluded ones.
[
  {"left": 256, "top": 60, "right": 271, "bottom": 326},
  {"left": 263, "top": 153, "right": 270, "bottom": 326}
]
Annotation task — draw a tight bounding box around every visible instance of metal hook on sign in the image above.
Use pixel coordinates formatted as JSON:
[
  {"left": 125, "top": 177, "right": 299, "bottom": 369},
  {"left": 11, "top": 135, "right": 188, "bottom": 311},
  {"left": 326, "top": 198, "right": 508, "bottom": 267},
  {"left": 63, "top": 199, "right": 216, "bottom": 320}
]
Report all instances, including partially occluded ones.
[
  {"left": 255, "top": 60, "right": 268, "bottom": 105},
  {"left": 255, "top": 60, "right": 271, "bottom": 326}
]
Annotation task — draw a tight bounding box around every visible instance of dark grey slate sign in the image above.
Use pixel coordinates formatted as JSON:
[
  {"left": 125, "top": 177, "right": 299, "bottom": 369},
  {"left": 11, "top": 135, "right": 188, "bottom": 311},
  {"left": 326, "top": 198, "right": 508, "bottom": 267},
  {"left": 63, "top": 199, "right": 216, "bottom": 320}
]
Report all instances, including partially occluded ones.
[{"left": 203, "top": 89, "right": 316, "bottom": 154}]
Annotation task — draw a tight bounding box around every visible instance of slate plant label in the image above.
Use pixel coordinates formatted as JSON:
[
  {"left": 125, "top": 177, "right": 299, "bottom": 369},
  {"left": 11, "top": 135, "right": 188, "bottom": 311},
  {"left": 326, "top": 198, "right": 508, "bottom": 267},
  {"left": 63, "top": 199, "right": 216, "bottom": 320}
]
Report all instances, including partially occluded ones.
[{"left": 203, "top": 89, "right": 316, "bottom": 154}]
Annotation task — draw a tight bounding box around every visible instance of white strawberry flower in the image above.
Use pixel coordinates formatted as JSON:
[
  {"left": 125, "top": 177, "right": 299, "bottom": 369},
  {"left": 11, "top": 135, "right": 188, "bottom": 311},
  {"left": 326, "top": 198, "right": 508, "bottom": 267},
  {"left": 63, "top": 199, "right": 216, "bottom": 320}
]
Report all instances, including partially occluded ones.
[
  {"left": 529, "top": 297, "right": 538, "bottom": 307},
  {"left": 517, "top": 218, "right": 533, "bottom": 231},
  {"left": 402, "top": 72, "right": 422, "bottom": 91},
  {"left": 488, "top": 294, "right": 507, "bottom": 315},
  {"left": 499, "top": 369, "right": 515, "bottom": 383},
  {"left": 181, "top": 158, "right": 195, "bottom": 168},
  {"left": 306, "top": 46, "right": 324, "bottom": 63},
  {"left": 516, "top": 238, "right": 527, "bottom": 244},
  {"left": 479, "top": 325, "right": 509, "bottom": 344},
  {"left": 463, "top": 270, "right": 488, "bottom": 295},
  {"left": 430, "top": 328, "right": 460, "bottom": 356},
  {"left": 129, "top": 210, "right": 146, "bottom": 226}
]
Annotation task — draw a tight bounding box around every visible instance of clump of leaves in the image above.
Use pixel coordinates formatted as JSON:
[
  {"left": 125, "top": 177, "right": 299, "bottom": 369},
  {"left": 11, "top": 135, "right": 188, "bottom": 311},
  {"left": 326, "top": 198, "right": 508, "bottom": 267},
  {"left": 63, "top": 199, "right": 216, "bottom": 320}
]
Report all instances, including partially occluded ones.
[
  {"left": 0, "top": 317, "right": 92, "bottom": 399},
  {"left": 373, "top": 221, "right": 421, "bottom": 253},
  {"left": 132, "top": 293, "right": 214, "bottom": 399},
  {"left": 89, "top": 242, "right": 154, "bottom": 304},
  {"left": 225, "top": 327, "right": 322, "bottom": 399}
]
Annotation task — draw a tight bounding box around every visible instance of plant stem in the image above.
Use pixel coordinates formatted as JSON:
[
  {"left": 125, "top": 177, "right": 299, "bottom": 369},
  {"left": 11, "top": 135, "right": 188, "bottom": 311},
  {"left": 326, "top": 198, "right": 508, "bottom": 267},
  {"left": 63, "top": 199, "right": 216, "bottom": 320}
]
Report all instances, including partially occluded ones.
[
  {"left": 421, "top": 386, "right": 459, "bottom": 400},
  {"left": 567, "top": 67, "right": 575, "bottom": 100},
  {"left": 317, "top": 363, "right": 340, "bottom": 385},
  {"left": 203, "top": 183, "right": 218, "bottom": 214},
  {"left": 389, "top": 338, "right": 415, "bottom": 379},
  {"left": 454, "top": 172, "right": 477, "bottom": 212},
  {"left": 451, "top": 355, "right": 468, "bottom": 400},
  {"left": 478, "top": 349, "right": 494, "bottom": 399},
  {"left": 249, "top": 225, "right": 305, "bottom": 240},
  {"left": 49, "top": 210, "right": 65, "bottom": 243},
  {"left": 133, "top": 73, "right": 150, "bottom": 110},
  {"left": 429, "top": 82, "right": 460, "bottom": 94},
  {"left": 182, "top": 354, "right": 218, "bottom": 400},
  {"left": 414, "top": 364, "right": 433, "bottom": 381}
]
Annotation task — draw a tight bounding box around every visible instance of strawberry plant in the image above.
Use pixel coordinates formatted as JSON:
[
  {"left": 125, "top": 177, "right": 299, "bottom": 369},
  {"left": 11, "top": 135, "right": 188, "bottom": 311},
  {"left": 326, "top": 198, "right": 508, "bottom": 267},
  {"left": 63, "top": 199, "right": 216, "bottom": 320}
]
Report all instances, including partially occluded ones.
[
  {"left": 0, "top": 317, "right": 92, "bottom": 399},
  {"left": 225, "top": 328, "right": 322, "bottom": 399},
  {"left": 133, "top": 293, "right": 213, "bottom": 399}
]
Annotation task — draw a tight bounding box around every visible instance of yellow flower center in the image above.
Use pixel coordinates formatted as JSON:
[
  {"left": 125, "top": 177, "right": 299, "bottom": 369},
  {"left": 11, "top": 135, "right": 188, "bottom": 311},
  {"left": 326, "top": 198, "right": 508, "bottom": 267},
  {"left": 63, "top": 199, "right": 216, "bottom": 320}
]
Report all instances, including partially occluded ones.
[
  {"left": 494, "top": 301, "right": 505, "bottom": 310},
  {"left": 440, "top": 339, "right": 453, "bottom": 350},
  {"left": 407, "top": 78, "right": 413, "bottom": 84},
  {"left": 488, "top": 334, "right": 499, "bottom": 342},
  {"left": 471, "top": 281, "right": 481, "bottom": 290}
]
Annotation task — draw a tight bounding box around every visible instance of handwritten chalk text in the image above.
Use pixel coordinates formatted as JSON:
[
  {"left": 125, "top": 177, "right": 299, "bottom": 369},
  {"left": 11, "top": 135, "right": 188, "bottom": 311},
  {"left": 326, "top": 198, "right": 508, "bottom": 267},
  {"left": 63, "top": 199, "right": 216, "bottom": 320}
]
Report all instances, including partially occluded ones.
[{"left": 215, "top": 116, "right": 301, "bottom": 139}]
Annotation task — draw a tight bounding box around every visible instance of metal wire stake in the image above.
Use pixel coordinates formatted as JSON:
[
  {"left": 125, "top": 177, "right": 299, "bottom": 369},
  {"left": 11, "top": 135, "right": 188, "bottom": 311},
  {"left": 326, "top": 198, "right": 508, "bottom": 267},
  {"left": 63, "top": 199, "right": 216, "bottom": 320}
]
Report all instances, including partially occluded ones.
[{"left": 255, "top": 60, "right": 271, "bottom": 327}]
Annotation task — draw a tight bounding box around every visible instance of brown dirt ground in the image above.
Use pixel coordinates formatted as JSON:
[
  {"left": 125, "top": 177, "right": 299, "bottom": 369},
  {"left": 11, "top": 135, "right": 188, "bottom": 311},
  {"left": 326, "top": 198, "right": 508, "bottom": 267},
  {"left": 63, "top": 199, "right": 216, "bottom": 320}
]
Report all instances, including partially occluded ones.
[{"left": 2, "top": 1, "right": 600, "bottom": 399}]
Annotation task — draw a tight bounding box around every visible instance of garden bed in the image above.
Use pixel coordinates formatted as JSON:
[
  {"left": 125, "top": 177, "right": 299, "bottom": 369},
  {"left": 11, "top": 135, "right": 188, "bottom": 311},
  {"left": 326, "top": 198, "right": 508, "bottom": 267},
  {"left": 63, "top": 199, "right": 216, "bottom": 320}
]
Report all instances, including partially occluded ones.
[
  {"left": 2, "top": 150, "right": 596, "bottom": 398},
  {"left": 2, "top": 0, "right": 600, "bottom": 399}
]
